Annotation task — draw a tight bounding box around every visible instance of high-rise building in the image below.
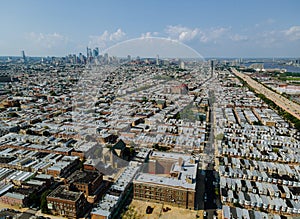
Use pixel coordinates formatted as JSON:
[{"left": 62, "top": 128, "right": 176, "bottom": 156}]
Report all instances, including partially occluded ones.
[
  {"left": 21, "top": 50, "right": 26, "bottom": 63},
  {"left": 210, "top": 60, "right": 214, "bottom": 75},
  {"left": 93, "top": 48, "right": 99, "bottom": 57},
  {"left": 79, "top": 53, "right": 85, "bottom": 64},
  {"left": 86, "top": 47, "right": 93, "bottom": 63},
  {"left": 86, "top": 47, "right": 92, "bottom": 58},
  {"left": 73, "top": 54, "right": 77, "bottom": 64}
]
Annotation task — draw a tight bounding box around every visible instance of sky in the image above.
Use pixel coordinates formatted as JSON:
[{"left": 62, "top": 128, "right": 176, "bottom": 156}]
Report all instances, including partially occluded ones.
[{"left": 0, "top": 0, "right": 300, "bottom": 58}]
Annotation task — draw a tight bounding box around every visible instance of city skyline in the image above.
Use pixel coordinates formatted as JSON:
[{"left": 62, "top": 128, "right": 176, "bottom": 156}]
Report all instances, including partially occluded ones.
[{"left": 0, "top": 0, "right": 300, "bottom": 58}]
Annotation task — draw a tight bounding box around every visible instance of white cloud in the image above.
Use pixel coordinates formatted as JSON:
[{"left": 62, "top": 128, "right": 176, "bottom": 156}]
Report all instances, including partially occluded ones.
[
  {"left": 141, "top": 32, "right": 152, "bottom": 38},
  {"left": 200, "top": 27, "right": 229, "bottom": 43},
  {"left": 254, "top": 26, "right": 300, "bottom": 48},
  {"left": 89, "top": 32, "right": 109, "bottom": 48},
  {"left": 140, "top": 32, "right": 159, "bottom": 38},
  {"left": 26, "top": 32, "right": 69, "bottom": 49},
  {"left": 284, "top": 26, "right": 300, "bottom": 41},
  {"left": 165, "top": 25, "right": 230, "bottom": 43},
  {"left": 165, "top": 25, "right": 199, "bottom": 42},
  {"left": 89, "top": 29, "right": 126, "bottom": 48},
  {"left": 109, "top": 28, "right": 126, "bottom": 41},
  {"left": 179, "top": 29, "right": 198, "bottom": 41}
]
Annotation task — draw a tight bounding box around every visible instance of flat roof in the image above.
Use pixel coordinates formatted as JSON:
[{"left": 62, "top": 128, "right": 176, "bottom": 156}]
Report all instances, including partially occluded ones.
[
  {"left": 68, "top": 170, "right": 101, "bottom": 184},
  {"left": 134, "top": 152, "right": 198, "bottom": 190},
  {"left": 134, "top": 172, "right": 196, "bottom": 189},
  {"left": 48, "top": 185, "right": 82, "bottom": 201},
  {"left": 110, "top": 165, "right": 140, "bottom": 192},
  {"left": 4, "top": 192, "right": 25, "bottom": 200},
  {"left": 35, "top": 174, "right": 53, "bottom": 179},
  {"left": 91, "top": 194, "right": 119, "bottom": 217}
]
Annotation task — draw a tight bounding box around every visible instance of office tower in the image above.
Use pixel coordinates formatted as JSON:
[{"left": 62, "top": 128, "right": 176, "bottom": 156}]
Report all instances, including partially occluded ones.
[
  {"left": 210, "top": 60, "right": 214, "bottom": 75},
  {"left": 21, "top": 50, "right": 26, "bottom": 63},
  {"left": 73, "top": 54, "right": 77, "bottom": 64},
  {"left": 86, "top": 47, "right": 92, "bottom": 58},
  {"left": 79, "top": 53, "right": 85, "bottom": 64},
  {"left": 86, "top": 47, "right": 93, "bottom": 63},
  {"left": 156, "top": 55, "right": 159, "bottom": 65},
  {"left": 93, "top": 48, "right": 99, "bottom": 57}
]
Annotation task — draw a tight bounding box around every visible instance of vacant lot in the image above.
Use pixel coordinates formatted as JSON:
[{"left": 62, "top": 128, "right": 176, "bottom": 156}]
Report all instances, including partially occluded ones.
[{"left": 123, "top": 199, "right": 201, "bottom": 219}]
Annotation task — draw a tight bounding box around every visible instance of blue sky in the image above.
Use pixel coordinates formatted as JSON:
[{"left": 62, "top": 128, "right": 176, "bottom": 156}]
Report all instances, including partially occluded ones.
[{"left": 0, "top": 0, "right": 300, "bottom": 57}]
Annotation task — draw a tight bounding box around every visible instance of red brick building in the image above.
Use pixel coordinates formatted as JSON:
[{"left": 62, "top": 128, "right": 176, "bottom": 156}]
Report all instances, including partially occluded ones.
[
  {"left": 47, "top": 185, "right": 87, "bottom": 219},
  {"left": 67, "top": 170, "right": 106, "bottom": 203},
  {"left": 133, "top": 152, "right": 198, "bottom": 209}
]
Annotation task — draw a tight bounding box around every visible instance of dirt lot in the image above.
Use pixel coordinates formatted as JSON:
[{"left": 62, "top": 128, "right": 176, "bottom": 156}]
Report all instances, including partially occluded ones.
[{"left": 122, "top": 200, "right": 201, "bottom": 219}]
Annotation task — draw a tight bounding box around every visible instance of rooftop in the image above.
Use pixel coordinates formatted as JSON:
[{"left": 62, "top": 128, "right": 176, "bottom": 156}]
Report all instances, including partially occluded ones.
[
  {"left": 134, "top": 151, "right": 198, "bottom": 190},
  {"left": 47, "top": 185, "right": 82, "bottom": 201},
  {"left": 68, "top": 170, "right": 102, "bottom": 184}
]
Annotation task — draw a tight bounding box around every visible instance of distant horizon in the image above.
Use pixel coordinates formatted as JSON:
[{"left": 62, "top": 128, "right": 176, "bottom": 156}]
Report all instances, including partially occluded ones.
[{"left": 0, "top": 55, "right": 299, "bottom": 60}]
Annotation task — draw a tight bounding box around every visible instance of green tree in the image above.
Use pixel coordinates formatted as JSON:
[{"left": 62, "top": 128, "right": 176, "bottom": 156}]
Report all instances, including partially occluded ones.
[
  {"left": 40, "top": 190, "right": 51, "bottom": 213},
  {"left": 295, "top": 121, "right": 300, "bottom": 131},
  {"left": 7, "top": 112, "right": 19, "bottom": 118},
  {"left": 78, "top": 158, "right": 86, "bottom": 170},
  {"left": 49, "top": 90, "right": 57, "bottom": 96},
  {"left": 215, "top": 133, "right": 224, "bottom": 141}
]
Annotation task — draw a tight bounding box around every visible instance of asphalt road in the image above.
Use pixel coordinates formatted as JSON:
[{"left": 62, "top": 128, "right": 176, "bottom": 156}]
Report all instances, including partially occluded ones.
[{"left": 195, "top": 71, "right": 221, "bottom": 219}]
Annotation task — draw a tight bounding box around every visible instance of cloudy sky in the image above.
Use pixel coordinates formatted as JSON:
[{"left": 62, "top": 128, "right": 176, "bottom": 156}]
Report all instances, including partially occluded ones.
[{"left": 0, "top": 0, "right": 299, "bottom": 58}]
